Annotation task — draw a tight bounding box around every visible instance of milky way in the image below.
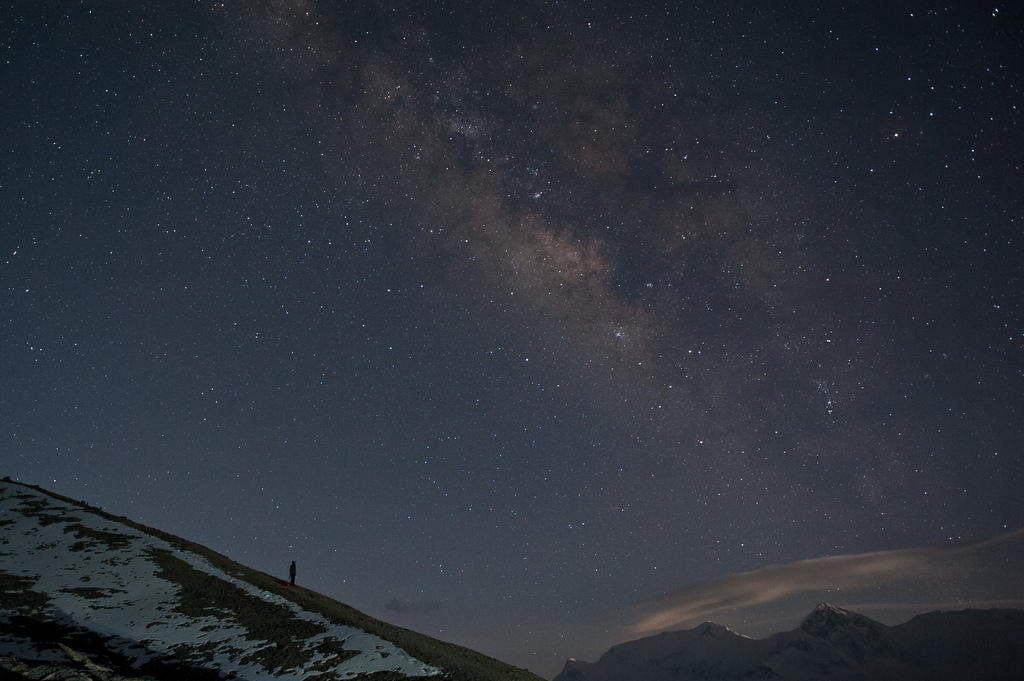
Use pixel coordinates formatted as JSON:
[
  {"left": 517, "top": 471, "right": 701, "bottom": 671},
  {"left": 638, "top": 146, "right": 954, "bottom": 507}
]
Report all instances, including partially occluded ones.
[{"left": 3, "top": 3, "right": 1022, "bottom": 678}]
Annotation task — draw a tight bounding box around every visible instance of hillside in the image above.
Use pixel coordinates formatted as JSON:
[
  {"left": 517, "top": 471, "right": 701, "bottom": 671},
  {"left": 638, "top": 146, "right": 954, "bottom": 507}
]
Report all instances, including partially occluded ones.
[{"left": 0, "top": 479, "right": 544, "bottom": 681}]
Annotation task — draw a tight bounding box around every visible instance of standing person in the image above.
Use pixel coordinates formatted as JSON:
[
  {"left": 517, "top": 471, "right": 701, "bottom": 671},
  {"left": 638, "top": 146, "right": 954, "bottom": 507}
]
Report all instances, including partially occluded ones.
[{"left": 289, "top": 561, "right": 296, "bottom": 586}]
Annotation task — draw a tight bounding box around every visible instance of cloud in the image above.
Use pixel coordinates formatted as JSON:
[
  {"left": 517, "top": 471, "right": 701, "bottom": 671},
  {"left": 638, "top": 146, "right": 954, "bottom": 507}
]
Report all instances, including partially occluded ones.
[
  {"left": 631, "top": 528, "right": 1024, "bottom": 634},
  {"left": 384, "top": 597, "right": 442, "bottom": 616}
]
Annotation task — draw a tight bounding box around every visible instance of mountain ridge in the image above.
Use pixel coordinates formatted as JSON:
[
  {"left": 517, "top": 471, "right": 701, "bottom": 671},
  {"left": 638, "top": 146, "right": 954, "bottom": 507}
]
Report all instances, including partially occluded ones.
[
  {"left": 0, "top": 478, "right": 544, "bottom": 681},
  {"left": 554, "top": 601, "right": 1024, "bottom": 681}
]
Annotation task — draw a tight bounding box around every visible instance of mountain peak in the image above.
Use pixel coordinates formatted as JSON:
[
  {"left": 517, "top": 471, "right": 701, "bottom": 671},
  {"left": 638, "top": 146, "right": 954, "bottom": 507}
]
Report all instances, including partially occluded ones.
[
  {"left": 815, "top": 602, "right": 847, "bottom": 614},
  {"left": 697, "top": 621, "right": 736, "bottom": 637},
  {"left": 800, "top": 602, "right": 857, "bottom": 635},
  {"left": 800, "top": 602, "right": 896, "bottom": 664}
]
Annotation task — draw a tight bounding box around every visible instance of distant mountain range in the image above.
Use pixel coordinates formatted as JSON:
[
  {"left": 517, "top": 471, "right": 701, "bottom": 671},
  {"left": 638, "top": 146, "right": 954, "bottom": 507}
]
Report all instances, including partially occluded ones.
[
  {"left": 554, "top": 602, "right": 1024, "bottom": 681},
  {"left": 0, "top": 478, "right": 543, "bottom": 681}
]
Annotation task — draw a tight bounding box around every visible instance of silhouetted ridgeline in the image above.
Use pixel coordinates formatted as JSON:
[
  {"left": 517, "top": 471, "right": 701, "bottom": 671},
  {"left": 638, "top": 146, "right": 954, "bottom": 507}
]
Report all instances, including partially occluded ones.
[{"left": 554, "top": 602, "right": 1024, "bottom": 681}]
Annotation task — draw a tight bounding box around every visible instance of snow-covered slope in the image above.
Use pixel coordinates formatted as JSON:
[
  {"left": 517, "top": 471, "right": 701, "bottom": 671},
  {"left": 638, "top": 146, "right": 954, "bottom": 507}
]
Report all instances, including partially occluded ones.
[
  {"left": 0, "top": 479, "right": 542, "bottom": 681},
  {"left": 554, "top": 602, "right": 1024, "bottom": 681}
]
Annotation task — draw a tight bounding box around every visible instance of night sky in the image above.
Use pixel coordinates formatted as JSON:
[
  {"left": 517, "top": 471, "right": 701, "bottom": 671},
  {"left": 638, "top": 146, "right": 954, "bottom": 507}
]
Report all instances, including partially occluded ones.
[{"left": 3, "top": 2, "right": 1023, "bottom": 678}]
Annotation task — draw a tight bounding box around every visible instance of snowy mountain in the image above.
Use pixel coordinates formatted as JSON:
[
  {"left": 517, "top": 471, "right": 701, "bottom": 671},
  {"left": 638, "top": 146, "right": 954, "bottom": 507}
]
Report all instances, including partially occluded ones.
[
  {"left": 554, "top": 602, "right": 1024, "bottom": 681},
  {"left": 0, "top": 479, "right": 543, "bottom": 681}
]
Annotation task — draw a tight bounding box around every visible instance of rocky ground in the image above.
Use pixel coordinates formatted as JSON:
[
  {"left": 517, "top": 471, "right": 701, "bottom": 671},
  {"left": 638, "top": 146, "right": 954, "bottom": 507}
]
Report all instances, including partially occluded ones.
[{"left": 0, "top": 645, "right": 156, "bottom": 681}]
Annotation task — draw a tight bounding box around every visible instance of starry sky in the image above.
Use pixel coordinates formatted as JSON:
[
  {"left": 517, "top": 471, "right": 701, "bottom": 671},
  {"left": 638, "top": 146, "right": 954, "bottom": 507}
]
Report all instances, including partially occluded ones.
[{"left": 3, "top": 2, "right": 1023, "bottom": 678}]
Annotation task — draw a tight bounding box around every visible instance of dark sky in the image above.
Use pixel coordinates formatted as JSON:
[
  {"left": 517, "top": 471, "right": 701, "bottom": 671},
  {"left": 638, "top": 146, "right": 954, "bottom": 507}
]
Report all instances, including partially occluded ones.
[{"left": 3, "top": 2, "right": 1023, "bottom": 678}]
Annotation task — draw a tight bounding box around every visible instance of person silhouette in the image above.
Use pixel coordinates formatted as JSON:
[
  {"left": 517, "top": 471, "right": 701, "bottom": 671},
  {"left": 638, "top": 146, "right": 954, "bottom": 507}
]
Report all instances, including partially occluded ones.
[{"left": 289, "top": 561, "right": 296, "bottom": 586}]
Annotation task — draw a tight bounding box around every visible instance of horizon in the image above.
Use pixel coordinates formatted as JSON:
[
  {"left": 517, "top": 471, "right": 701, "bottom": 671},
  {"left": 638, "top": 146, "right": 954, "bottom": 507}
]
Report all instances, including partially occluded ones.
[{"left": 6, "top": 476, "right": 1024, "bottom": 679}]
